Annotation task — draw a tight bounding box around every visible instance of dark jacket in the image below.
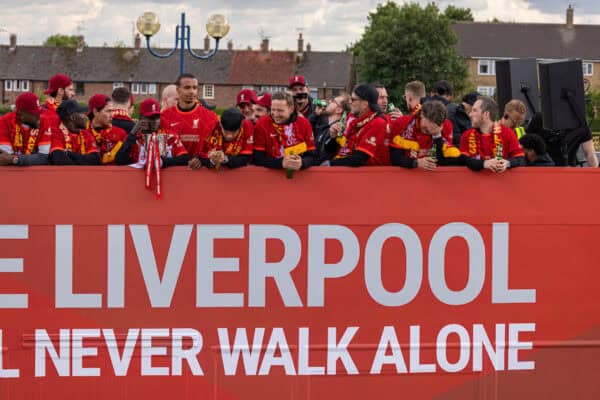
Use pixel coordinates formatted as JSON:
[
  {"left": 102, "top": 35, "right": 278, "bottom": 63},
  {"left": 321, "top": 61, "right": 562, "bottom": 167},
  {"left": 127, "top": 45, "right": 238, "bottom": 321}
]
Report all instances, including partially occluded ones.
[{"left": 447, "top": 104, "right": 471, "bottom": 146}]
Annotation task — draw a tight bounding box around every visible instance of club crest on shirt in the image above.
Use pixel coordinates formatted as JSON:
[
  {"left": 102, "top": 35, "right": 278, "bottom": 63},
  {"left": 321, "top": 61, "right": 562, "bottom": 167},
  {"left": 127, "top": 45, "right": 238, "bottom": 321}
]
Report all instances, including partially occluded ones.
[{"left": 193, "top": 119, "right": 199, "bottom": 129}]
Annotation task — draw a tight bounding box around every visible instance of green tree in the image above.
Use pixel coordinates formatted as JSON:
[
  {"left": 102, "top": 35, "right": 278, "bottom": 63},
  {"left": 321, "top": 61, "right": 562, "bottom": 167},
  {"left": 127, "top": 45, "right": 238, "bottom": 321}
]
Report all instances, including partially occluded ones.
[
  {"left": 444, "top": 5, "right": 474, "bottom": 22},
  {"left": 44, "top": 34, "right": 79, "bottom": 48},
  {"left": 352, "top": 2, "right": 468, "bottom": 105}
]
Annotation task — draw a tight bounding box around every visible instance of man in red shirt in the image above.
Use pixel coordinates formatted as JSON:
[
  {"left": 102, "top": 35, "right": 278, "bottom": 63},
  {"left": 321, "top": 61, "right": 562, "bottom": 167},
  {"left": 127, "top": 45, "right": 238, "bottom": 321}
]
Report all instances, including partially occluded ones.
[
  {"left": 390, "top": 100, "right": 460, "bottom": 170},
  {"left": 43, "top": 74, "right": 75, "bottom": 112},
  {"left": 116, "top": 99, "right": 189, "bottom": 167},
  {"left": 459, "top": 96, "right": 525, "bottom": 172},
  {"left": 391, "top": 81, "right": 454, "bottom": 147},
  {"left": 323, "top": 84, "right": 388, "bottom": 167},
  {"left": 236, "top": 89, "right": 258, "bottom": 122},
  {"left": 0, "top": 93, "right": 52, "bottom": 166},
  {"left": 188, "top": 108, "right": 254, "bottom": 170},
  {"left": 159, "top": 73, "right": 218, "bottom": 156},
  {"left": 253, "top": 92, "right": 272, "bottom": 122},
  {"left": 83, "top": 94, "right": 128, "bottom": 164},
  {"left": 253, "top": 91, "right": 316, "bottom": 171},
  {"left": 49, "top": 99, "right": 100, "bottom": 165}
]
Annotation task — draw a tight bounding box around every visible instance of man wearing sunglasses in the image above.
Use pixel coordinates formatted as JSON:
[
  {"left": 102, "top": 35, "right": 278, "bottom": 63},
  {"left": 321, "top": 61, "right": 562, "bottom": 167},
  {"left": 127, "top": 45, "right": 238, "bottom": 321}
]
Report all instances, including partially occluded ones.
[{"left": 324, "top": 84, "right": 388, "bottom": 166}]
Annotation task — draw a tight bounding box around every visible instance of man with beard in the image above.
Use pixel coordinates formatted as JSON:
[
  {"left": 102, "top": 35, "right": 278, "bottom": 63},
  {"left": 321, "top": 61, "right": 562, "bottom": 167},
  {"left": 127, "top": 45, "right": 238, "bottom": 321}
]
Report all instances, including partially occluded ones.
[
  {"left": 236, "top": 89, "right": 258, "bottom": 122},
  {"left": 111, "top": 87, "right": 135, "bottom": 134},
  {"left": 323, "top": 84, "right": 388, "bottom": 167},
  {"left": 253, "top": 91, "right": 316, "bottom": 171},
  {"left": 44, "top": 74, "right": 75, "bottom": 112},
  {"left": 459, "top": 96, "right": 525, "bottom": 172},
  {"left": 188, "top": 108, "right": 254, "bottom": 170},
  {"left": 159, "top": 73, "right": 219, "bottom": 156},
  {"left": 49, "top": 99, "right": 100, "bottom": 165},
  {"left": 83, "top": 94, "right": 128, "bottom": 164},
  {"left": 253, "top": 92, "right": 272, "bottom": 122},
  {"left": 43, "top": 74, "right": 76, "bottom": 131},
  {"left": 375, "top": 84, "right": 402, "bottom": 124},
  {"left": 0, "top": 92, "right": 52, "bottom": 166},
  {"left": 390, "top": 100, "right": 460, "bottom": 170},
  {"left": 116, "top": 98, "right": 189, "bottom": 167}
]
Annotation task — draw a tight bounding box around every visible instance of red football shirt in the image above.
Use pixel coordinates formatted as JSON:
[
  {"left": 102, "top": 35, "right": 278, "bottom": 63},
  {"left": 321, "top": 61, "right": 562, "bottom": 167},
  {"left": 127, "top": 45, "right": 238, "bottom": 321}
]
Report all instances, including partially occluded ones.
[
  {"left": 390, "top": 111, "right": 454, "bottom": 158},
  {"left": 159, "top": 103, "right": 218, "bottom": 156},
  {"left": 459, "top": 124, "right": 524, "bottom": 160},
  {"left": 200, "top": 119, "right": 254, "bottom": 157},
  {"left": 335, "top": 112, "right": 389, "bottom": 166},
  {"left": 84, "top": 125, "right": 128, "bottom": 164},
  {"left": 50, "top": 124, "right": 98, "bottom": 155},
  {"left": 0, "top": 112, "right": 52, "bottom": 155},
  {"left": 254, "top": 114, "right": 315, "bottom": 158}
]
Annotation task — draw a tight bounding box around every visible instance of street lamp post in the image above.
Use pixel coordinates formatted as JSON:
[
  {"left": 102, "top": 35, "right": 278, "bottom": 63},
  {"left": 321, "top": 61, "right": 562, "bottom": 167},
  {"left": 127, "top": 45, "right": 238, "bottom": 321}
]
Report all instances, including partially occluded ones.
[{"left": 136, "top": 12, "right": 230, "bottom": 76}]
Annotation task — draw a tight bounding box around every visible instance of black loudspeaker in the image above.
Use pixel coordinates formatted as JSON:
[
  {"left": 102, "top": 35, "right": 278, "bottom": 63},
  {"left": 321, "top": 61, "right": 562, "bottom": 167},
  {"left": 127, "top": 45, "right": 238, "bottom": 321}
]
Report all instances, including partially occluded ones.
[
  {"left": 539, "top": 59, "right": 586, "bottom": 131},
  {"left": 495, "top": 58, "right": 539, "bottom": 120}
]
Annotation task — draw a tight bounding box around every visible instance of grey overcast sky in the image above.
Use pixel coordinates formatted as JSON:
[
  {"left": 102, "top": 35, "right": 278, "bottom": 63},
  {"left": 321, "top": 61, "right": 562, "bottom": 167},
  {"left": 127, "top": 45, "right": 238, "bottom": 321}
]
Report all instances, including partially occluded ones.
[{"left": 0, "top": 0, "right": 597, "bottom": 51}]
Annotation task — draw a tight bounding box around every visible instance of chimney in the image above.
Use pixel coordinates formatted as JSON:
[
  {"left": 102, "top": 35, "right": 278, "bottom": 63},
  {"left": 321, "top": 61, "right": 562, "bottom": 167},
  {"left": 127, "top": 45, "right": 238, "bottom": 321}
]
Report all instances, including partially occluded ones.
[
  {"left": 566, "top": 4, "right": 574, "bottom": 29},
  {"left": 8, "top": 33, "right": 16, "bottom": 52},
  {"left": 134, "top": 33, "right": 141, "bottom": 53},
  {"left": 297, "top": 32, "right": 304, "bottom": 53},
  {"left": 260, "top": 38, "right": 269, "bottom": 53},
  {"left": 227, "top": 40, "right": 233, "bottom": 51},
  {"left": 76, "top": 35, "right": 85, "bottom": 52},
  {"left": 204, "top": 35, "right": 210, "bottom": 51}
]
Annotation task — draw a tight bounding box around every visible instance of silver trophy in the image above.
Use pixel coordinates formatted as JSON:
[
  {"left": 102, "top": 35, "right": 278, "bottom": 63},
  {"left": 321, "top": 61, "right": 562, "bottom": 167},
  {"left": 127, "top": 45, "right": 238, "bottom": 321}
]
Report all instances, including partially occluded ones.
[{"left": 143, "top": 133, "right": 169, "bottom": 157}]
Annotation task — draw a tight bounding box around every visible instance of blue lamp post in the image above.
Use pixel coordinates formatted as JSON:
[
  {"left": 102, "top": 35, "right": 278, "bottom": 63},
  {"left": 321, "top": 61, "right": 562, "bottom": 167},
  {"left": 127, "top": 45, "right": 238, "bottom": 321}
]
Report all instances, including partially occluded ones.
[{"left": 136, "top": 12, "right": 230, "bottom": 75}]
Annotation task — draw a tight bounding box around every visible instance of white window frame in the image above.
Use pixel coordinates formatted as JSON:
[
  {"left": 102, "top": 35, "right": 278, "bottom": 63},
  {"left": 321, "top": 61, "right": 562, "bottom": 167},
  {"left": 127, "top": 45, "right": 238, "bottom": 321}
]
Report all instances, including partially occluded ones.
[
  {"left": 113, "top": 82, "right": 124, "bottom": 90},
  {"left": 477, "top": 86, "right": 496, "bottom": 96},
  {"left": 148, "top": 83, "right": 157, "bottom": 94},
  {"left": 20, "top": 80, "right": 29, "bottom": 91},
  {"left": 582, "top": 62, "right": 594, "bottom": 77},
  {"left": 203, "top": 84, "right": 214, "bottom": 99},
  {"left": 478, "top": 59, "right": 496, "bottom": 76},
  {"left": 4, "top": 80, "right": 12, "bottom": 92},
  {"left": 140, "top": 83, "right": 148, "bottom": 95},
  {"left": 259, "top": 85, "right": 286, "bottom": 93},
  {"left": 242, "top": 85, "right": 255, "bottom": 90},
  {"left": 131, "top": 83, "right": 139, "bottom": 94}
]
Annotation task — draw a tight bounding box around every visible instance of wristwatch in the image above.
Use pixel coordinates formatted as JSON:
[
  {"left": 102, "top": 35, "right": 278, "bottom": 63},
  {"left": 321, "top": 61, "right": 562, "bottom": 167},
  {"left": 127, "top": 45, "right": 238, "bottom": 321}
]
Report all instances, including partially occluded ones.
[{"left": 12, "top": 155, "right": 18, "bottom": 165}]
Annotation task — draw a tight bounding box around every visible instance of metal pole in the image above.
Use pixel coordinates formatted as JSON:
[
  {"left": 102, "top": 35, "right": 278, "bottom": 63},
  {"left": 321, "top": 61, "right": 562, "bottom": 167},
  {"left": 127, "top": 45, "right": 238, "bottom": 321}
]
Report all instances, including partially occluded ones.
[{"left": 179, "top": 12, "right": 186, "bottom": 75}]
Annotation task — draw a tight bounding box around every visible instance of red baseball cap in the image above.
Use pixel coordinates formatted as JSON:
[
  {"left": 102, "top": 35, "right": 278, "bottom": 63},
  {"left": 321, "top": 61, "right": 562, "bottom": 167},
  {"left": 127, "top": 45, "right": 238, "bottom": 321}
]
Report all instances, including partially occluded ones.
[
  {"left": 87, "top": 94, "right": 111, "bottom": 118},
  {"left": 139, "top": 98, "right": 161, "bottom": 117},
  {"left": 15, "top": 92, "right": 42, "bottom": 116},
  {"left": 289, "top": 75, "right": 307, "bottom": 88},
  {"left": 44, "top": 73, "right": 73, "bottom": 94},
  {"left": 236, "top": 89, "right": 257, "bottom": 106},
  {"left": 256, "top": 93, "right": 272, "bottom": 109}
]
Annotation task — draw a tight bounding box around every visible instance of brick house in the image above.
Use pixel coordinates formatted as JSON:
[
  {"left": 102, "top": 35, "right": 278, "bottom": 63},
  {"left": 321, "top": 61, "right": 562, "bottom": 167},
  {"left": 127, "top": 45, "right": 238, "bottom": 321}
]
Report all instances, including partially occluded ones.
[
  {"left": 0, "top": 34, "right": 355, "bottom": 109},
  {"left": 453, "top": 5, "right": 600, "bottom": 96}
]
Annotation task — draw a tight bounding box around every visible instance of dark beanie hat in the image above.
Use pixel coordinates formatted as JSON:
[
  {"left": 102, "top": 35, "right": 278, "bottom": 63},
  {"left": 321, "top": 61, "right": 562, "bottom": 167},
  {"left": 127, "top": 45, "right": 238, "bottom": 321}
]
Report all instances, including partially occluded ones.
[
  {"left": 353, "top": 84, "right": 380, "bottom": 113},
  {"left": 462, "top": 92, "right": 479, "bottom": 106},
  {"left": 221, "top": 108, "right": 244, "bottom": 131},
  {"left": 57, "top": 99, "right": 87, "bottom": 120}
]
